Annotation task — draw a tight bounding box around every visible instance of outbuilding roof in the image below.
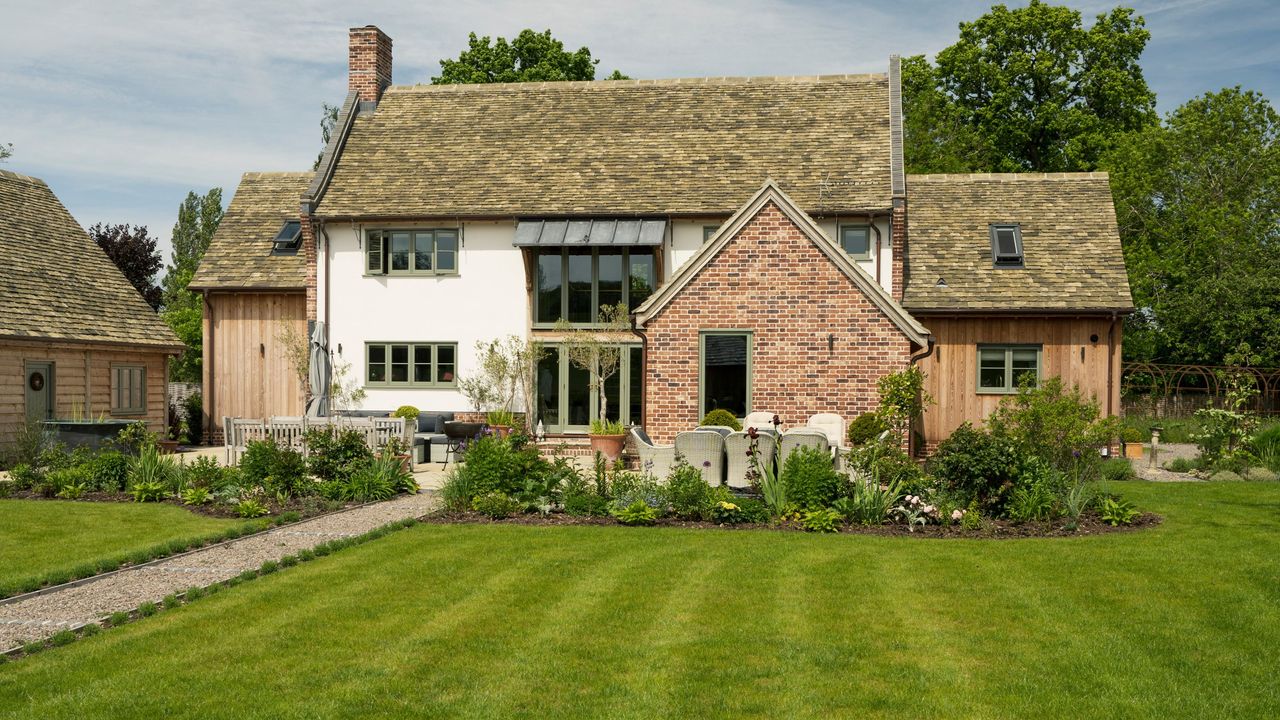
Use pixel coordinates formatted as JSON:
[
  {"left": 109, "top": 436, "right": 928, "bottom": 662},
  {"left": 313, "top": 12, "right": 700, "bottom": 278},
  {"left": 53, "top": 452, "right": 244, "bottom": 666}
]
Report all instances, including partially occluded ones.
[
  {"left": 902, "top": 173, "right": 1135, "bottom": 313},
  {"left": 315, "top": 74, "right": 896, "bottom": 218},
  {"left": 0, "top": 169, "right": 183, "bottom": 349},
  {"left": 189, "top": 172, "right": 313, "bottom": 291}
]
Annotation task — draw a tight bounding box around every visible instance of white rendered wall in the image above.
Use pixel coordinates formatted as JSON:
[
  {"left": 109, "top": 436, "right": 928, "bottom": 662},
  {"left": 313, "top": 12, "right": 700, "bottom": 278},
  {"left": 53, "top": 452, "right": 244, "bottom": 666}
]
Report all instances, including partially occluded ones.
[{"left": 318, "top": 221, "right": 527, "bottom": 413}]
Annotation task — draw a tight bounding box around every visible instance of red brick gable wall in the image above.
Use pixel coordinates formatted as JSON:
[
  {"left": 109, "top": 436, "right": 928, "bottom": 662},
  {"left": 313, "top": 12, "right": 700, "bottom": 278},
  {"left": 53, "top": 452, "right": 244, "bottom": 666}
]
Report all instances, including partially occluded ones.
[{"left": 641, "top": 201, "right": 916, "bottom": 443}]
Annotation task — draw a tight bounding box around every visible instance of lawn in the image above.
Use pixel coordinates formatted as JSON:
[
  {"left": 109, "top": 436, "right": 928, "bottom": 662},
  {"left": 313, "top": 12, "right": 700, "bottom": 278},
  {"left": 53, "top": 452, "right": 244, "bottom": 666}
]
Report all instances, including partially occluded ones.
[
  {"left": 1, "top": 482, "right": 1278, "bottom": 719},
  {"left": 0, "top": 500, "right": 240, "bottom": 596}
]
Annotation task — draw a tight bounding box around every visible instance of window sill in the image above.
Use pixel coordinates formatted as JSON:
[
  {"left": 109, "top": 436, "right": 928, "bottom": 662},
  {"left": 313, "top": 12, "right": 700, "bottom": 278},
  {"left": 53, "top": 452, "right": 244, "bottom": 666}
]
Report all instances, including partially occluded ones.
[
  {"left": 363, "top": 385, "right": 458, "bottom": 391},
  {"left": 363, "top": 273, "right": 459, "bottom": 279}
]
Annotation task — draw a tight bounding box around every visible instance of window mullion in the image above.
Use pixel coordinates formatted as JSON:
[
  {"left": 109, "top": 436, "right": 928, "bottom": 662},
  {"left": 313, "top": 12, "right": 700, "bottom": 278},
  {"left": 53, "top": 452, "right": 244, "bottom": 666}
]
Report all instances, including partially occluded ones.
[
  {"left": 591, "top": 250, "right": 599, "bottom": 325},
  {"left": 1005, "top": 349, "right": 1014, "bottom": 393}
]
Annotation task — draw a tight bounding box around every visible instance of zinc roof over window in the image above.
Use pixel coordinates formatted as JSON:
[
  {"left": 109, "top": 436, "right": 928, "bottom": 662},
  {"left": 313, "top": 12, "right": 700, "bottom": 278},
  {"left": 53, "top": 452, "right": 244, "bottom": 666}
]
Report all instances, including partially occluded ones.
[
  {"left": 513, "top": 219, "right": 666, "bottom": 247},
  {"left": 190, "top": 172, "right": 313, "bottom": 291},
  {"left": 902, "top": 173, "right": 1134, "bottom": 313},
  {"left": 316, "top": 74, "right": 895, "bottom": 218},
  {"left": 0, "top": 169, "right": 182, "bottom": 349}
]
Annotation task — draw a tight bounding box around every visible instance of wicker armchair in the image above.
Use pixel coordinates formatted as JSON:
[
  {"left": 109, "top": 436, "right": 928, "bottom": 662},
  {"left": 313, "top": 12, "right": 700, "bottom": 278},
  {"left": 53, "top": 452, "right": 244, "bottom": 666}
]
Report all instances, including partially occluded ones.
[
  {"left": 695, "top": 425, "right": 735, "bottom": 437},
  {"left": 724, "top": 431, "right": 777, "bottom": 489},
  {"left": 674, "top": 430, "right": 726, "bottom": 485},
  {"left": 630, "top": 427, "right": 676, "bottom": 480},
  {"left": 743, "top": 411, "right": 780, "bottom": 434},
  {"left": 779, "top": 429, "right": 830, "bottom": 468},
  {"left": 807, "top": 413, "right": 850, "bottom": 470}
]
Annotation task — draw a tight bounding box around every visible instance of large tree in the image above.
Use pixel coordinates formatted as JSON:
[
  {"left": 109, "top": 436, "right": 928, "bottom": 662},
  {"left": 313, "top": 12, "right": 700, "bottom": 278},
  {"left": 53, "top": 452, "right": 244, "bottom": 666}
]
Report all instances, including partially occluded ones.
[
  {"left": 313, "top": 102, "right": 340, "bottom": 170},
  {"left": 162, "top": 188, "right": 224, "bottom": 383},
  {"left": 433, "top": 29, "right": 627, "bottom": 84},
  {"left": 904, "top": 1, "right": 1157, "bottom": 173},
  {"left": 1107, "top": 87, "right": 1280, "bottom": 366},
  {"left": 88, "top": 223, "right": 162, "bottom": 310},
  {"left": 0, "top": 142, "right": 11, "bottom": 162}
]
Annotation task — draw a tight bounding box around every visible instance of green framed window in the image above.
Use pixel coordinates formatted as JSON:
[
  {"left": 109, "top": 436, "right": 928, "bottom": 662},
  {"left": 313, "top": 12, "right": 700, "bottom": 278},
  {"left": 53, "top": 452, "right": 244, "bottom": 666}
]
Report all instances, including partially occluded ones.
[
  {"left": 365, "top": 229, "right": 459, "bottom": 276},
  {"left": 534, "top": 248, "right": 655, "bottom": 325},
  {"left": 977, "top": 344, "right": 1041, "bottom": 394},
  {"left": 366, "top": 343, "right": 457, "bottom": 388},
  {"left": 535, "top": 344, "right": 643, "bottom": 433},
  {"left": 702, "top": 225, "right": 720, "bottom": 242},
  {"left": 839, "top": 224, "right": 872, "bottom": 260},
  {"left": 111, "top": 364, "right": 146, "bottom": 415},
  {"left": 699, "top": 331, "right": 751, "bottom": 418}
]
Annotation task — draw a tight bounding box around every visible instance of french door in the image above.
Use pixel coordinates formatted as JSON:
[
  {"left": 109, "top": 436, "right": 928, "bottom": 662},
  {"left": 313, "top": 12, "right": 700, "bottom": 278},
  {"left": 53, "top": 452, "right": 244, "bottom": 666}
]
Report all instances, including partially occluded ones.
[{"left": 535, "top": 344, "right": 643, "bottom": 433}]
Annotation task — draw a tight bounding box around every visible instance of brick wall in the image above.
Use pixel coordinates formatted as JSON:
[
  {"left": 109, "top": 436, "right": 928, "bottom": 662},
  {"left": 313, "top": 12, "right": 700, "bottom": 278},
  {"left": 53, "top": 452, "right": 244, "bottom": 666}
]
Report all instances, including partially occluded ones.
[
  {"left": 348, "top": 26, "right": 392, "bottom": 104},
  {"left": 641, "top": 200, "right": 915, "bottom": 443}
]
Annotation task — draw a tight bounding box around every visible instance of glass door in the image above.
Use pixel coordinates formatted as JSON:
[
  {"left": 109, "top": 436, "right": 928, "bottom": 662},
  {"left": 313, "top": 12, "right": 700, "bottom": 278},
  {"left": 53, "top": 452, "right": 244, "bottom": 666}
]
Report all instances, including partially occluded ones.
[{"left": 535, "top": 344, "right": 642, "bottom": 433}]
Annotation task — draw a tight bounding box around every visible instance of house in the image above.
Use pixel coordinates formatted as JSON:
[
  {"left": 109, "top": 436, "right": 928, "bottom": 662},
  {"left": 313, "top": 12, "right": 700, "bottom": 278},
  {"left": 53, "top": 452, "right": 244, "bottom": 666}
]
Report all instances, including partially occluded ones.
[
  {"left": 188, "top": 172, "right": 311, "bottom": 440},
  {"left": 196, "top": 25, "right": 1133, "bottom": 450},
  {"left": 0, "top": 169, "right": 184, "bottom": 442}
]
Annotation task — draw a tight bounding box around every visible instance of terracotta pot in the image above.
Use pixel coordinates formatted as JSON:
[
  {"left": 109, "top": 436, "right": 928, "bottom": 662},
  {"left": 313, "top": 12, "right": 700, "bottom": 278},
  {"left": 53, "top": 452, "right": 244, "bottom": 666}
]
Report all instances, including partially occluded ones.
[
  {"left": 589, "top": 433, "right": 626, "bottom": 461},
  {"left": 157, "top": 440, "right": 180, "bottom": 455},
  {"left": 1123, "top": 442, "right": 1144, "bottom": 459},
  {"left": 395, "top": 453, "right": 412, "bottom": 473},
  {"left": 489, "top": 424, "right": 512, "bottom": 439}
]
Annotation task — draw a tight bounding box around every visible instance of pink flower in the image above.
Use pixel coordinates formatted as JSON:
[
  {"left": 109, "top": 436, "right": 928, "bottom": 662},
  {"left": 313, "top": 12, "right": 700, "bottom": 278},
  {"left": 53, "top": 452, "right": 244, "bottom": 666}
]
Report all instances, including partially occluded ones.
[{"left": 951, "top": 509, "right": 964, "bottom": 521}]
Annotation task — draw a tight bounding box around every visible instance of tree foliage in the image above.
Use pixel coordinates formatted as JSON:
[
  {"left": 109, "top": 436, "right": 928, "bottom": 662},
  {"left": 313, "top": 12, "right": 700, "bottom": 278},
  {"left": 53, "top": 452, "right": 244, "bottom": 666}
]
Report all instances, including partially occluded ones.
[
  {"left": 88, "top": 223, "right": 163, "bottom": 310},
  {"left": 433, "top": 29, "right": 627, "bottom": 84},
  {"left": 0, "top": 142, "right": 11, "bottom": 162},
  {"left": 313, "top": 102, "right": 340, "bottom": 171},
  {"left": 162, "top": 188, "right": 224, "bottom": 382},
  {"left": 1107, "top": 88, "right": 1280, "bottom": 365},
  {"left": 904, "top": 1, "right": 1156, "bottom": 173}
]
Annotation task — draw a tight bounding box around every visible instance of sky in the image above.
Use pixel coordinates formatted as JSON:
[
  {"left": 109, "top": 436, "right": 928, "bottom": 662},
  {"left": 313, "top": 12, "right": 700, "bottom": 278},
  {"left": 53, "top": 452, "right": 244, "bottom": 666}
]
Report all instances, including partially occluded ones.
[{"left": 1, "top": 0, "right": 1276, "bottom": 267}]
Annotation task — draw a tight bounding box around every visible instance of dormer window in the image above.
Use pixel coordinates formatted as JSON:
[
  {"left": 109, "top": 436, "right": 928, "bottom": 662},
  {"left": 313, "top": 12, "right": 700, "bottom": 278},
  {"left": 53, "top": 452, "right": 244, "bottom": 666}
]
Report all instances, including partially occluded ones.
[
  {"left": 839, "top": 224, "right": 872, "bottom": 261},
  {"left": 271, "top": 220, "right": 302, "bottom": 255},
  {"left": 989, "top": 224, "right": 1023, "bottom": 268}
]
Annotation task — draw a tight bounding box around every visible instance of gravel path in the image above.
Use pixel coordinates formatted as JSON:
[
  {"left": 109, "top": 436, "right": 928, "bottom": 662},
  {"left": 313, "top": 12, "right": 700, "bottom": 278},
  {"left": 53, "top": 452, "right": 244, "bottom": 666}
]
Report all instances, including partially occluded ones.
[
  {"left": 0, "top": 492, "right": 436, "bottom": 651},
  {"left": 1130, "top": 442, "right": 1203, "bottom": 482}
]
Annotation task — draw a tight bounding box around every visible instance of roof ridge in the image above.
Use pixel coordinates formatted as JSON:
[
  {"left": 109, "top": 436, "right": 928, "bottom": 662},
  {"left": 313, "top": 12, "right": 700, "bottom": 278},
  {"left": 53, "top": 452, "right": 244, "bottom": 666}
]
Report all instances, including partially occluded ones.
[
  {"left": 908, "top": 172, "right": 1110, "bottom": 181},
  {"left": 0, "top": 168, "right": 48, "bottom": 187},
  {"left": 387, "top": 73, "right": 887, "bottom": 94}
]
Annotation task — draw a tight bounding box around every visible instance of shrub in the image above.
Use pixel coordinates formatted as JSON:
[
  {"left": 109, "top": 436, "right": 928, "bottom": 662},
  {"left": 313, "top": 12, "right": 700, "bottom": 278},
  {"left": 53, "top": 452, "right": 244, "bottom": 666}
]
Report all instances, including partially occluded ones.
[
  {"left": 611, "top": 500, "right": 657, "bottom": 526},
  {"left": 111, "top": 421, "right": 156, "bottom": 456},
  {"left": 85, "top": 451, "right": 129, "bottom": 492},
  {"left": 181, "top": 486, "right": 211, "bottom": 506},
  {"left": 1244, "top": 467, "right": 1278, "bottom": 482},
  {"left": 802, "top": 508, "right": 842, "bottom": 533},
  {"left": 611, "top": 471, "right": 665, "bottom": 510},
  {"left": 664, "top": 463, "right": 714, "bottom": 520},
  {"left": 9, "top": 463, "right": 43, "bottom": 490},
  {"left": 780, "top": 445, "right": 842, "bottom": 510},
  {"left": 240, "top": 440, "right": 281, "bottom": 487},
  {"left": 129, "top": 481, "right": 167, "bottom": 503},
  {"left": 708, "top": 499, "right": 749, "bottom": 524},
  {"left": 846, "top": 413, "right": 889, "bottom": 446},
  {"left": 1100, "top": 458, "right": 1136, "bottom": 482},
  {"left": 440, "top": 467, "right": 477, "bottom": 512},
  {"left": 1208, "top": 470, "right": 1244, "bottom": 482},
  {"left": 457, "top": 434, "right": 549, "bottom": 498},
  {"left": 184, "top": 392, "right": 204, "bottom": 445},
  {"left": 1120, "top": 426, "right": 1144, "bottom": 444},
  {"left": 3, "top": 417, "right": 57, "bottom": 469},
  {"left": 700, "top": 409, "right": 742, "bottom": 431},
  {"left": 48, "top": 465, "right": 92, "bottom": 496},
  {"left": 1249, "top": 424, "right": 1280, "bottom": 470},
  {"left": 986, "top": 376, "right": 1118, "bottom": 477},
  {"left": 235, "top": 499, "right": 269, "bottom": 518},
  {"left": 845, "top": 440, "right": 926, "bottom": 494},
  {"left": 393, "top": 405, "right": 421, "bottom": 421},
  {"left": 563, "top": 491, "right": 611, "bottom": 517},
  {"left": 832, "top": 478, "right": 902, "bottom": 525},
  {"left": 341, "top": 462, "right": 396, "bottom": 503},
  {"left": 928, "top": 423, "right": 1023, "bottom": 514},
  {"left": 471, "top": 491, "right": 521, "bottom": 519},
  {"left": 1164, "top": 457, "right": 1195, "bottom": 473},
  {"left": 183, "top": 455, "right": 224, "bottom": 490},
  {"left": 1006, "top": 461, "right": 1061, "bottom": 523},
  {"left": 304, "top": 428, "right": 374, "bottom": 483}
]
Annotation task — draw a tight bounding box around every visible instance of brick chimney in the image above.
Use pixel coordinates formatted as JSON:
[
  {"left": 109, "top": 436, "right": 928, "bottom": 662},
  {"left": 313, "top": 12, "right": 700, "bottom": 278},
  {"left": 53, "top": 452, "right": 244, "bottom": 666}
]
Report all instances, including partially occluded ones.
[{"left": 349, "top": 26, "right": 392, "bottom": 104}]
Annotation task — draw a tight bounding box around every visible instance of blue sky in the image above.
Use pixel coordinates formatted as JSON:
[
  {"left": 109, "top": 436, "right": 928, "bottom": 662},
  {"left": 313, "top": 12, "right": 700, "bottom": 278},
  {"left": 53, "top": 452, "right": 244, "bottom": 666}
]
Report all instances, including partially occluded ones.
[{"left": 1, "top": 0, "right": 1276, "bottom": 266}]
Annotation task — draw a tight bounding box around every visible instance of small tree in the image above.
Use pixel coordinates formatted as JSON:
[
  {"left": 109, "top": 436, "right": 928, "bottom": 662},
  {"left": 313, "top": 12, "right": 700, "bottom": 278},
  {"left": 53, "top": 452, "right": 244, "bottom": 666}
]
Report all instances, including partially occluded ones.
[
  {"left": 276, "top": 321, "right": 312, "bottom": 403},
  {"left": 457, "top": 337, "right": 546, "bottom": 427},
  {"left": 1192, "top": 343, "right": 1261, "bottom": 463},
  {"left": 876, "top": 366, "right": 932, "bottom": 444},
  {"left": 556, "top": 303, "right": 629, "bottom": 429}
]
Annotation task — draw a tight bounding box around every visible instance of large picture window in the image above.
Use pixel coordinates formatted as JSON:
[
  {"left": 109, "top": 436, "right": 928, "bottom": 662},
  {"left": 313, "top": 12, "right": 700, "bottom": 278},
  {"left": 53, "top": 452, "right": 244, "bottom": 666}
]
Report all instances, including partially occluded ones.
[
  {"left": 700, "top": 331, "right": 751, "bottom": 418},
  {"left": 534, "top": 248, "right": 655, "bottom": 325},
  {"left": 366, "top": 343, "right": 457, "bottom": 388},
  {"left": 365, "top": 229, "right": 459, "bottom": 276},
  {"left": 977, "top": 345, "right": 1041, "bottom": 393}
]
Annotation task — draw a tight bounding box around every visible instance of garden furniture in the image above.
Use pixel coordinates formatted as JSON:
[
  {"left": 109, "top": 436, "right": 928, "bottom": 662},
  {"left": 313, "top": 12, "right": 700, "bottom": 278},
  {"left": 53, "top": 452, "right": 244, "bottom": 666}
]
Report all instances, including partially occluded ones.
[
  {"left": 695, "top": 425, "right": 735, "bottom": 436},
  {"left": 779, "top": 429, "right": 830, "bottom": 468},
  {"left": 631, "top": 427, "right": 676, "bottom": 480},
  {"left": 807, "top": 412, "right": 851, "bottom": 469},
  {"left": 724, "top": 431, "right": 776, "bottom": 489},
  {"left": 442, "top": 421, "right": 486, "bottom": 465},
  {"left": 226, "top": 418, "right": 265, "bottom": 466},
  {"left": 744, "top": 411, "right": 780, "bottom": 433},
  {"left": 675, "top": 430, "right": 726, "bottom": 485}
]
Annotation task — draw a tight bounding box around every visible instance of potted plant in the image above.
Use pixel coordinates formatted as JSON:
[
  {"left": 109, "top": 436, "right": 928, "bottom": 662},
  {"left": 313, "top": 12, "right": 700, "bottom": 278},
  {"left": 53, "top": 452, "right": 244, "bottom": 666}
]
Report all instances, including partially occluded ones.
[
  {"left": 1121, "top": 426, "right": 1144, "bottom": 459},
  {"left": 384, "top": 436, "right": 412, "bottom": 473},
  {"left": 589, "top": 418, "right": 626, "bottom": 461},
  {"left": 486, "top": 409, "right": 516, "bottom": 438}
]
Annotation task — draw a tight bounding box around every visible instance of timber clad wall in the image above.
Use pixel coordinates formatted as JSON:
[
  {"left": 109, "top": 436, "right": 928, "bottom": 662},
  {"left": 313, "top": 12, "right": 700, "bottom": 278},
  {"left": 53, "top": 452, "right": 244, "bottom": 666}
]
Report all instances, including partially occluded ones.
[
  {"left": 203, "top": 292, "right": 306, "bottom": 441},
  {"left": 916, "top": 316, "right": 1123, "bottom": 448},
  {"left": 0, "top": 338, "right": 168, "bottom": 442},
  {"left": 642, "top": 201, "right": 915, "bottom": 444}
]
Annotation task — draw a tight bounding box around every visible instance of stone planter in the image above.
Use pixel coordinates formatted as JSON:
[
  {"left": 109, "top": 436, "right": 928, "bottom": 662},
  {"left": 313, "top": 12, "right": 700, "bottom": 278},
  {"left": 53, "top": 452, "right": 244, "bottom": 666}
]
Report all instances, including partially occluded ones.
[
  {"left": 589, "top": 433, "right": 626, "bottom": 462},
  {"left": 41, "top": 420, "right": 134, "bottom": 451},
  {"left": 158, "top": 439, "right": 180, "bottom": 455}
]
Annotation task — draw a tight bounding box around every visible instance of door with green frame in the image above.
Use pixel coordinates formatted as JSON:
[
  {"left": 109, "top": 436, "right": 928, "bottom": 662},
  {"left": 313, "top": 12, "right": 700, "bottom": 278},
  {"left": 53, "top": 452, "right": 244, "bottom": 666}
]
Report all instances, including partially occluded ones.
[{"left": 535, "top": 345, "right": 643, "bottom": 433}]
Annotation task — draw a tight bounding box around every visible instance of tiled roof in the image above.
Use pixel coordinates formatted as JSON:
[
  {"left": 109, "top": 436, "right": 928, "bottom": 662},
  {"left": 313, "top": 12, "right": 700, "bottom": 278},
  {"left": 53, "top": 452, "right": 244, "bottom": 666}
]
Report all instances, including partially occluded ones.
[
  {"left": 316, "top": 75, "right": 895, "bottom": 218},
  {"left": 0, "top": 169, "right": 182, "bottom": 349},
  {"left": 902, "top": 173, "right": 1134, "bottom": 313},
  {"left": 189, "top": 172, "right": 312, "bottom": 290}
]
